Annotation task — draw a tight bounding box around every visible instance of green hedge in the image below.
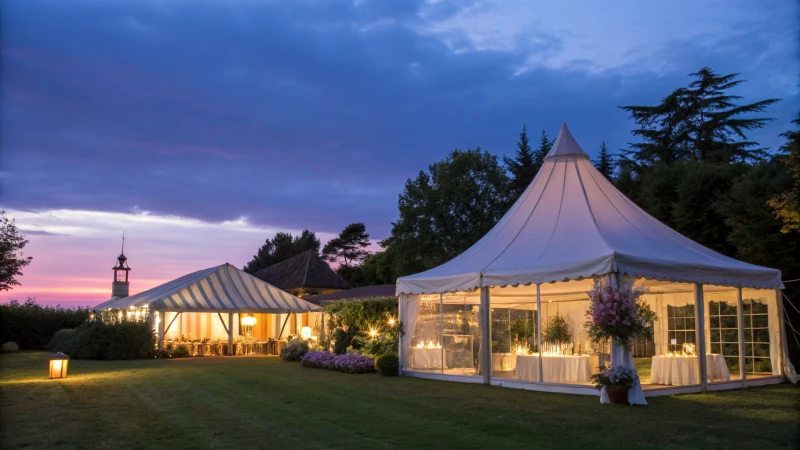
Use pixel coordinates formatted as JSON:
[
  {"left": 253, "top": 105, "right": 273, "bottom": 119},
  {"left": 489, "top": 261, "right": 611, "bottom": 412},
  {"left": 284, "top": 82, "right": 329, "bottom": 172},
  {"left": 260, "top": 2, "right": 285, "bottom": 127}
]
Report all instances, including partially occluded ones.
[
  {"left": 48, "top": 321, "right": 155, "bottom": 360},
  {"left": 0, "top": 299, "right": 90, "bottom": 349}
]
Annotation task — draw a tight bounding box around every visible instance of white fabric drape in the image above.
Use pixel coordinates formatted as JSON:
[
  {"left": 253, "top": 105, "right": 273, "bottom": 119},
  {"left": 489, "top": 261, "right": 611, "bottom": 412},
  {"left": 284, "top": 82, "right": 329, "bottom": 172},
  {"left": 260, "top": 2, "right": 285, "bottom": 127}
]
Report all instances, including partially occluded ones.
[
  {"left": 601, "top": 338, "right": 647, "bottom": 405},
  {"left": 403, "top": 294, "right": 421, "bottom": 369},
  {"left": 767, "top": 291, "right": 781, "bottom": 376}
]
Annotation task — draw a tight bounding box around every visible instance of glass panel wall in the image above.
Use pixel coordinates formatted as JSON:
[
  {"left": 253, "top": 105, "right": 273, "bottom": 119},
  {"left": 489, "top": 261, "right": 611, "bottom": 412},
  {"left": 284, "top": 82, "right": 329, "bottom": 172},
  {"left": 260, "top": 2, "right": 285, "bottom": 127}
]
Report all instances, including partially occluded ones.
[
  {"left": 741, "top": 289, "right": 781, "bottom": 378},
  {"left": 407, "top": 294, "right": 443, "bottom": 373},
  {"left": 489, "top": 302, "right": 538, "bottom": 380},
  {"left": 442, "top": 292, "right": 481, "bottom": 376},
  {"left": 703, "top": 286, "right": 740, "bottom": 382},
  {"left": 640, "top": 281, "right": 700, "bottom": 388},
  {"left": 540, "top": 283, "right": 600, "bottom": 386}
]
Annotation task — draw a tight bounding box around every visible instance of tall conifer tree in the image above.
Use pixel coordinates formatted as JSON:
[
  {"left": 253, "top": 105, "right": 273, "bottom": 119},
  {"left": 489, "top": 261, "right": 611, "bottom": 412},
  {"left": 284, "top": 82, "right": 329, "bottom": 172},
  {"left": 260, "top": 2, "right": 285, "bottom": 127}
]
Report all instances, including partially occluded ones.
[
  {"left": 504, "top": 125, "right": 537, "bottom": 201},
  {"left": 593, "top": 141, "right": 616, "bottom": 179}
]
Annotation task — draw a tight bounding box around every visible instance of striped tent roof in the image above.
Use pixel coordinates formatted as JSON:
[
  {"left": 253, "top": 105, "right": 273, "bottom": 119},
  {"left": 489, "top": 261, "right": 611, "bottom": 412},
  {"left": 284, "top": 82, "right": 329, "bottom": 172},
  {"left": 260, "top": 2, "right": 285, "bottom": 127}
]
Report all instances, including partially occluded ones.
[{"left": 93, "top": 263, "right": 319, "bottom": 313}]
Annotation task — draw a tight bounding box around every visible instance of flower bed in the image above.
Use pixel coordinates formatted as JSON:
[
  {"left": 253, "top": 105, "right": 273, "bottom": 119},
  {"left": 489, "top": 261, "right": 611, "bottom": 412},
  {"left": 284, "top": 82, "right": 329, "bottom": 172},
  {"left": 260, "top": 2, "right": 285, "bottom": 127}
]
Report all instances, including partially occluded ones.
[{"left": 301, "top": 350, "right": 375, "bottom": 374}]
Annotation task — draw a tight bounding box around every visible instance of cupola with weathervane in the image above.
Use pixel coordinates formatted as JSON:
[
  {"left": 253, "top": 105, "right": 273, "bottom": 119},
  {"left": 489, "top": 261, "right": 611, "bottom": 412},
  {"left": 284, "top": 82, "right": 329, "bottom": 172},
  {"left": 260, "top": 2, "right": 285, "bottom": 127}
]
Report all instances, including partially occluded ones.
[{"left": 112, "top": 234, "right": 131, "bottom": 298}]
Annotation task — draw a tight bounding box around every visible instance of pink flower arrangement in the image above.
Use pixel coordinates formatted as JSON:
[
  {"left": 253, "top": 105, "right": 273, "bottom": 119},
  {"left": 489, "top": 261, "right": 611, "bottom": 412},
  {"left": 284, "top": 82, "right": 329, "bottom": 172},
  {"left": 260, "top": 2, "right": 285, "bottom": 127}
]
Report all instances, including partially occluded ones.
[{"left": 585, "top": 276, "right": 656, "bottom": 348}]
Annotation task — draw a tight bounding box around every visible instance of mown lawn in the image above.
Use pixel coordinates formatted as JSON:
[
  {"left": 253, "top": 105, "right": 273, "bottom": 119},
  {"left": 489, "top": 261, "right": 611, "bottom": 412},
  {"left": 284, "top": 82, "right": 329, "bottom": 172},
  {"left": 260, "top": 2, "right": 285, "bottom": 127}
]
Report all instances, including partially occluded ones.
[{"left": 1, "top": 351, "right": 798, "bottom": 450}]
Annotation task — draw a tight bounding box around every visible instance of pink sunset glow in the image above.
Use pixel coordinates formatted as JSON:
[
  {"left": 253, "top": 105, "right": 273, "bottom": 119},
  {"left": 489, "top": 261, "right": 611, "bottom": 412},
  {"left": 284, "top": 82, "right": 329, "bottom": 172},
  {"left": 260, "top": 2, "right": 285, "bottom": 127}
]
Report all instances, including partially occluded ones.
[{"left": 2, "top": 209, "right": 337, "bottom": 308}]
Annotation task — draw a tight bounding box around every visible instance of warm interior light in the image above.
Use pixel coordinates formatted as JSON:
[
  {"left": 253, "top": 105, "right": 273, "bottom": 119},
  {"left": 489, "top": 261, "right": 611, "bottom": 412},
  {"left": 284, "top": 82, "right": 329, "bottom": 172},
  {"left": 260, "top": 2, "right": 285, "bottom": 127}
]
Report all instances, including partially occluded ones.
[
  {"left": 241, "top": 315, "right": 257, "bottom": 326},
  {"left": 300, "top": 326, "right": 312, "bottom": 340},
  {"left": 49, "top": 353, "right": 70, "bottom": 379},
  {"left": 369, "top": 329, "right": 377, "bottom": 337}
]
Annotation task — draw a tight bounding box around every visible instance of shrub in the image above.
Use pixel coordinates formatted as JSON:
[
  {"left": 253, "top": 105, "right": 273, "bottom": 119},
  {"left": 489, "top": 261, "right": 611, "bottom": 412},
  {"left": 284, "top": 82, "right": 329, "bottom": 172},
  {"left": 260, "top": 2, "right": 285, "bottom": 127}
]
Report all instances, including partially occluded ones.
[
  {"left": 300, "top": 350, "right": 375, "bottom": 374},
  {"left": 1, "top": 341, "right": 20, "bottom": 353},
  {"left": 154, "top": 349, "right": 171, "bottom": 359},
  {"left": 48, "top": 321, "right": 155, "bottom": 360},
  {"left": 280, "top": 339, "right": 309, "bottom": 361},
  {"left": 0, "top": 298, "right": 90, "bottom": 350},
  {"left": 171, "top": 344, "right": 191, "bottom": 358},
  {"left": 374, "top": 352, "right": 399, "bottom": 376}
]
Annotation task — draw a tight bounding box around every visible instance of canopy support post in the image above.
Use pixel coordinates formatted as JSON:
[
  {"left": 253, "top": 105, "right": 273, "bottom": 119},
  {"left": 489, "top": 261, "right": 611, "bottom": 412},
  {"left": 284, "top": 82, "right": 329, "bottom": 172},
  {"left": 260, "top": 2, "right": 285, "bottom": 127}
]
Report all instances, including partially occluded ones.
[
  {"left": 775, "top": 289, "right": 787, "bottom": 380},
  {"left": 480, "top": 286, "right": 491, "bottom": 385},
  {"left": 536, "top": 283, "right": 543, "bottom": 383},
  {"left": 737, "top": 287, "right": 747, "bottom": 383},
  {"left": 157, "top": 310, "right": 166, "bottom": 350},
  {"left": 217, "top": 313, "right": 229, "bottom": 335},
  {"left": 398, "top": 297, "right": 404, "bottom": 376},
  {"left": 227, "top": 313, "right": 234, "bottom": 356},
  {"left": 164, "top": 312, "right": 181, "bottom": 336},
  {"left": 609, "top": 273, "right": 620, "bottom": 369},
  {"left": 439, "top": 294, "right": 444, "bottom": 375},
  {"left": 694, "top": 283, "right": 708, "bottom": 392},
  {"left": 278, "top": 311, "right": 291, "bottom": 339}
]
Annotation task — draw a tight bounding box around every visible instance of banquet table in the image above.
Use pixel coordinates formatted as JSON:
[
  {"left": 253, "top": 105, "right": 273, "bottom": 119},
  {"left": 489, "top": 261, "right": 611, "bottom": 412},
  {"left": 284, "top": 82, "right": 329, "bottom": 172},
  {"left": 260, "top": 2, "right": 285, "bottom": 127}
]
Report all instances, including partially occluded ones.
[
  {"left": 650, "top": 354, "right": 731, "bottom": 386},
  {"left": 410, "top": 348, "right": 443, "bottom": 369},
  {"left": 515, "top": 354, "right": 599, "bottom": 383},
  {"left": 492, "top": 353, "right": 517, "bottom": 372}
]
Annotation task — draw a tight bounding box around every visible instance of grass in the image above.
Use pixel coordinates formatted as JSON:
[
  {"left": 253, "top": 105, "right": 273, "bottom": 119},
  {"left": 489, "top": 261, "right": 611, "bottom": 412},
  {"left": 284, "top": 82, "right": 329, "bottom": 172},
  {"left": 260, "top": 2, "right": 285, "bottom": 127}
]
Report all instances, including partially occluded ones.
[{"left": 1, "top": 352, "right": 798, "bottom": 450}]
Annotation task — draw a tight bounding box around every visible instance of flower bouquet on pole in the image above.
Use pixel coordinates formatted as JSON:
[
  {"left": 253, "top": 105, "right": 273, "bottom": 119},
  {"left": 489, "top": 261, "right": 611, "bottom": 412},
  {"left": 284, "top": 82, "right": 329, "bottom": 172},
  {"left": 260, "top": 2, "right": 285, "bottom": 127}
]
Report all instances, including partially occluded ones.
[{"left": 585, "top": 276, "right": 656, "bottom": 405}]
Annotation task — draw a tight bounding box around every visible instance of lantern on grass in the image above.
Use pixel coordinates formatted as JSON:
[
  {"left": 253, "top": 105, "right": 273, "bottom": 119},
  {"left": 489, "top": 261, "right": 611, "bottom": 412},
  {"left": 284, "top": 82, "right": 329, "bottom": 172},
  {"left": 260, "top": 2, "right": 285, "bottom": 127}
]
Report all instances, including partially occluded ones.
[
  {"left": 49, "top": 353, "right": 69, "bottom": 379},
  {"left": 300, "top": 326, "right": 312, "bottom": 340}
]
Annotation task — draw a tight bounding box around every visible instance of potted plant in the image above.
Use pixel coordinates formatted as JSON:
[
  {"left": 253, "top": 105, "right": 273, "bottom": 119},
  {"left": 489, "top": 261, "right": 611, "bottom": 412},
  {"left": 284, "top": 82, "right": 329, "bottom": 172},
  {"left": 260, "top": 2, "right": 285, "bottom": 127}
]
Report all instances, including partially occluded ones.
[{"left": 591, "top": 365, "right": 639, "bottom": 405}]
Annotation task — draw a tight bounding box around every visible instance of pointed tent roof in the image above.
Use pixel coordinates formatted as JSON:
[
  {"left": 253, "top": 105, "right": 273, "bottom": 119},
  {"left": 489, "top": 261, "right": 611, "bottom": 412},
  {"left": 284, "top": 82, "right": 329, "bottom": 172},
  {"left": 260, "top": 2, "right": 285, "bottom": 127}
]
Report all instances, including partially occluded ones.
[
  {"left": 94, "top": 263, "right": 319, "bottom": 312},
  {"left": 252, "top": 250, "right": 351, "bottom": 291},
  {"left": 397, "top": 124, "right": 782, "bottom": 295}
]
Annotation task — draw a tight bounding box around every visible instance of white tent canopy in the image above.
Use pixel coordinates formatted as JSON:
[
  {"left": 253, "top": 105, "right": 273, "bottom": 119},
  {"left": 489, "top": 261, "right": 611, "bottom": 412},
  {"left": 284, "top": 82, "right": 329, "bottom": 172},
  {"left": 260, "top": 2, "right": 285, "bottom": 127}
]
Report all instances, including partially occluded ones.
[
  {"left": 397, "top": 123, "right": 783, "bottom": 295},
  {"left": 94, "top": 263, "right": 319, "bottom": 313}
]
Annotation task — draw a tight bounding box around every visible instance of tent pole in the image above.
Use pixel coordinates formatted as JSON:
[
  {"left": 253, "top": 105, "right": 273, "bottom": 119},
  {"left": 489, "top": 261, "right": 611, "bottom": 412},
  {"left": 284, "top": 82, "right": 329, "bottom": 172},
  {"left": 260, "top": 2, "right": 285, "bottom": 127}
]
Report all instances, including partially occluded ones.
[
  {"left": 439, "top": 293, "right": 444, "bottom": 374},
  {"left": 536, "top": 283, "right": 543, "bottom": 383},
  {"left": 398, "top": 296, "right": 404, "bottom": 376},
  {"left": 157, "top": 310, "right": 166, "bottom": 350},
  {"left": 227, "top": 313, "right": 234, "bottom": 356},
  {"left": 737, "top": 287, "right": 746, "bottom": 383},
  {"left": 694, "top": 284, "right": 708, "bottom": 392},
  {"left": 217, "top": 313, "right": 229, "bottom": 335},
  {"left": 480, "top": 286, "right": 491, "bottom": 385},
  {"left": 775, "top": 289, "right": 787, "bottom": 380},
  {"left": 278, "top": 311, "right": 291, "bottom": 339},
  {"left": 164, "top": 312, "right": 181, "bottom": 336}
]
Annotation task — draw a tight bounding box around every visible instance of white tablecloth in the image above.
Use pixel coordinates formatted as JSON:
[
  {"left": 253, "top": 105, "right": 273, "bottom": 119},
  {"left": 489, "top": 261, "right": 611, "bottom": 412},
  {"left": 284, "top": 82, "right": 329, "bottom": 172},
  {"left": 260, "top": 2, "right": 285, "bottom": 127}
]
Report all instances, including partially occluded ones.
[
  {"left": 515, "top": 354, "right": 599, "bottom": 383},
  {"left": 410, "top": 348, "right": 443, "bottom": 369},
  {"left": 650, "top": 354, "right": 731, "bottom": 386},
  {"left": 492, "top": 353, "right": 517, "bottom": 371}
]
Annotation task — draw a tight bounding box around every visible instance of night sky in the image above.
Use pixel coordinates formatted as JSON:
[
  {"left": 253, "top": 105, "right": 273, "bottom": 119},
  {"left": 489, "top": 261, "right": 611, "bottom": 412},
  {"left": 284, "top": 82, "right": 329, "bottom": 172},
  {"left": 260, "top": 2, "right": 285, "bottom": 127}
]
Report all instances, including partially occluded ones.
[{"left": 1, "top": 0, "right": 798, "bottom": 306}]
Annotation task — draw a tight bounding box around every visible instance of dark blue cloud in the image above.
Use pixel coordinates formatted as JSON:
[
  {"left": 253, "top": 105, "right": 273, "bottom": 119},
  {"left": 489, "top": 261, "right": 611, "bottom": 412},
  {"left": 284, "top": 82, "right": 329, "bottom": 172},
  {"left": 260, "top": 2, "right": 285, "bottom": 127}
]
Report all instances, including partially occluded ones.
[{"left": 1, "top": 0, "right": 797, "bottom": 238}]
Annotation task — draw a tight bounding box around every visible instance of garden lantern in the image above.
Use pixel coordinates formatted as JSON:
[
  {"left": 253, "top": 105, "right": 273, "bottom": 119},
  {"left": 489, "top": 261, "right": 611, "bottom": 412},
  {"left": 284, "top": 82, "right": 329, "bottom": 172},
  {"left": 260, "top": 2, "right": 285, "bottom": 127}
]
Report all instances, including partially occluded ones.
[
  {"left": 300, "top": 326, "right": 312, "bottom": 340},
  {"left": 48, "top": 353, "right": 69, "bottom": 379}
]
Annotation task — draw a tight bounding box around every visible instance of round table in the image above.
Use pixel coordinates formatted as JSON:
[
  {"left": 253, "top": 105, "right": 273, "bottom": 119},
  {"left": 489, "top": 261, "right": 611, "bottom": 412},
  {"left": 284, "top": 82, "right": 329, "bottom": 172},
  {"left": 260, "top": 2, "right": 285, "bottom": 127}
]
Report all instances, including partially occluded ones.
[{"left": 650, "top": 354, "right": 731, "bottom": 386}]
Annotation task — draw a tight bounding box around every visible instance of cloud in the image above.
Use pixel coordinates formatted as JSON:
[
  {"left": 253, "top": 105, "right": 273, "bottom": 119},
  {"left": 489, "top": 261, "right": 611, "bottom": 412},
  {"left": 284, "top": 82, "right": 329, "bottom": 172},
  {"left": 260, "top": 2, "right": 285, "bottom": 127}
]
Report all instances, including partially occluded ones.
[
  {"left": 0, "top": 0, "right": 797, "bottom": 307},
  {"left": 1, "top": 208, "right": 338, "bottom": 307}
]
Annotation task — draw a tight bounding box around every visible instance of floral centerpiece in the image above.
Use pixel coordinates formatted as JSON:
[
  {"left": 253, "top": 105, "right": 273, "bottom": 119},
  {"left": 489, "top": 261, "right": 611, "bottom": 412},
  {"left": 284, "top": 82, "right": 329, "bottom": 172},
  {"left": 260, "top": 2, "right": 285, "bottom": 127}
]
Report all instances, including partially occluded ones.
[
  {"left": 585, "top": 276, "right": 656, "bottom": 348},
  {"left": 590, "top": 365, "right": 639, "bottom": 404}
]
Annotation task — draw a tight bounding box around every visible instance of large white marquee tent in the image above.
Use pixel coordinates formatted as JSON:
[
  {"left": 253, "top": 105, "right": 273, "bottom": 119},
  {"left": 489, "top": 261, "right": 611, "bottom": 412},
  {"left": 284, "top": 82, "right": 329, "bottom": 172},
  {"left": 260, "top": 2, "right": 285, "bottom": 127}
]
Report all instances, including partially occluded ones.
[
  {"left": 95, "top": 263, "right": 320, "bottom": 354},
  {"left": 396, "top": 124, "right": 790, "bottom": 402}
]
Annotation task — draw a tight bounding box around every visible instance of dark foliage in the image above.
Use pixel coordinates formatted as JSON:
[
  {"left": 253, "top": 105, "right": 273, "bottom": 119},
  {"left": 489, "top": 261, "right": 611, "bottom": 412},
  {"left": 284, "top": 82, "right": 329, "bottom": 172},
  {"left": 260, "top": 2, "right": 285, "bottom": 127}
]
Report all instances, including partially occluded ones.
[
  {"left": 280, "top": 338, "right": 310, "bottom": 361},
  {"left": 383, "top": 148, "right": 509, "bottom": 277},
  {"left": 593, "top": 141, "right": 616, "bottom": 179},
  {"left": 620, "top": 68, "right": 779, "bottom": 167},
  {"left": 48, "top": 321, "right": 155, "bottom": 360},
  {"left": 322, "top": 222, "right": 370, "bottom": 268},
  {"left": 243, "top": 230, "right": 320, "bottom": 274},
  {"left": 0, "top": 298, "right": 90, "bottom": 349},
  {"left": 0, "top": 211, "right": 33, "bottom": 292},
  {"left": 504, "top": 125, "right": 539, "bottom": 203},
  {"left": 374, "top": 352, "right": 399, "bottom": 377}
]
